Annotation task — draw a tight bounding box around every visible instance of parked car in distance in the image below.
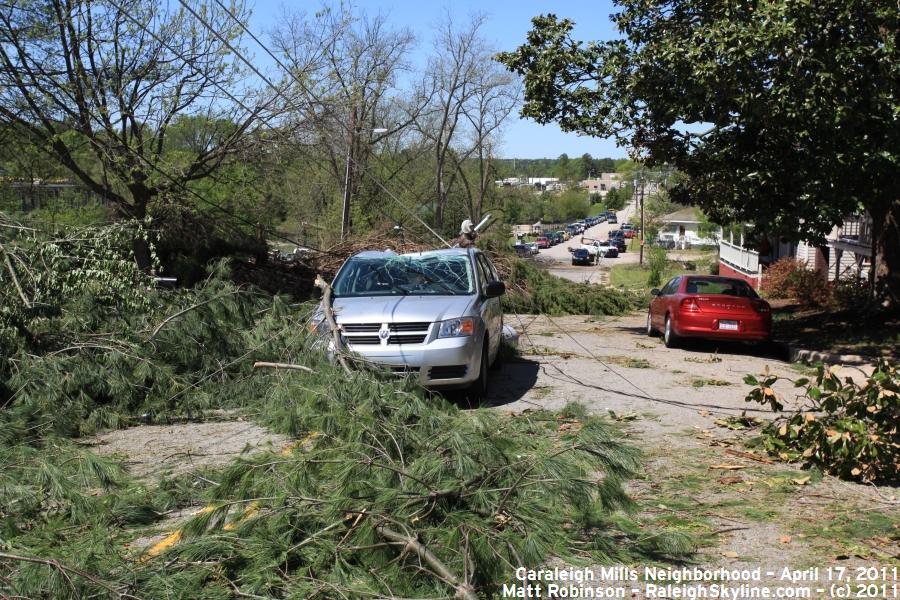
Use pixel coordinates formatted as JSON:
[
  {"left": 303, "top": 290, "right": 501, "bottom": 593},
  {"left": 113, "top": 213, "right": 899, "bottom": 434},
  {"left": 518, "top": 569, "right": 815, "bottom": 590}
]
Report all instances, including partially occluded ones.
[
  {"left": 607, "top": 214, "right": 618, "bottom": 224},
  {"left": 311, "top": 248, "right": 506, "bottom": 398},
  {"left": 647, "top": 275, "right": 772, "bottom": 348},
  {"left": 557, "top": 230, "right": 570, "bottom": 242},
  {"left": 513, "top": 243, "right": 531, "bottom": 258},
  {"left": 526, "top": 242, "right": 539, "bottom": 255},
  {"left": 607, "top": 236, "right": 627, "bottom": 253},
  {"left": 571, "top": 247, "right": 594, "bottom": 266},
  {"left": 594, "top": 242, "right": 619, "bottom": 258},
  {"left": 536, "top": 236, "right": 550, "bottom": 249}
]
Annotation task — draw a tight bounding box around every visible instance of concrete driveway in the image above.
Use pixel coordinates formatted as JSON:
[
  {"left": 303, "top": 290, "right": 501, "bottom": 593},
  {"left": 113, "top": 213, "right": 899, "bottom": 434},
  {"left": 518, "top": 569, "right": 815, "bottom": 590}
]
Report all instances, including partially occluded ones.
[{"left": 485, "top": 312, "right": 897, "bottom": 588}]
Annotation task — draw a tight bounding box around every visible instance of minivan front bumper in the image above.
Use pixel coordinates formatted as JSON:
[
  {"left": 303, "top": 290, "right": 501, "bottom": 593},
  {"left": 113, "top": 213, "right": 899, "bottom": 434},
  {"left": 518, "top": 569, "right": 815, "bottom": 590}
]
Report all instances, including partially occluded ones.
[{"left": 345, "top": 333, "right": 483, "bottom": 387}]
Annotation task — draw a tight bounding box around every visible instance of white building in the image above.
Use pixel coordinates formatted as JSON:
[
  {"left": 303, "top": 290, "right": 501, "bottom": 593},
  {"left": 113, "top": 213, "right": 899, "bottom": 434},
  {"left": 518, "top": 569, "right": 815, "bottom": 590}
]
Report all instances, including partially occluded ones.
[{"left": 656, "top": 207, "right": 719, "bottom": 248}]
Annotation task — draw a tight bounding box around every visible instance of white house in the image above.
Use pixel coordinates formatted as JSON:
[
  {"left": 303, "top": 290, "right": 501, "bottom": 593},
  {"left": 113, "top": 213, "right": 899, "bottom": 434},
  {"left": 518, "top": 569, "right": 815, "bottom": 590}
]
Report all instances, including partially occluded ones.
[
  {"left": 656, "top": 207, "right": 719, "bottom": 248},
  {"left": 717, "top": 214, "right": 873, "bottom": 289}
]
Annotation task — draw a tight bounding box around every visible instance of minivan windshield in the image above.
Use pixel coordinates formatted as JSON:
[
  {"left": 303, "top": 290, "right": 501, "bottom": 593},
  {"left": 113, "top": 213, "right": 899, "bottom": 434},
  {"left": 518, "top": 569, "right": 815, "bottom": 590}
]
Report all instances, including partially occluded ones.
[{"left": 332, "top": 253, "right": 475, "bottom": 297}]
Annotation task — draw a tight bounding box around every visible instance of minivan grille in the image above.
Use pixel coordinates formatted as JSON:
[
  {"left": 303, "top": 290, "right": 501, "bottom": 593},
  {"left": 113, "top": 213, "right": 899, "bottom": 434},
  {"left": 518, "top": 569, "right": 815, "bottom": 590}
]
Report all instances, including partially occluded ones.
[
  {"left": 347, "top": 335, "right": 381, "bottom": 345},
  {"left": 387, "top": 334, "right": 427, "bottom": 345},
  {"left": 389, "top": 322, "right": 430, "bottom": 332},
  {"left": 342, "top": 323, "right": 380, "bottom": 333},
  {"left": 340, "top": 322, "right": 431, "bottom": 346}
]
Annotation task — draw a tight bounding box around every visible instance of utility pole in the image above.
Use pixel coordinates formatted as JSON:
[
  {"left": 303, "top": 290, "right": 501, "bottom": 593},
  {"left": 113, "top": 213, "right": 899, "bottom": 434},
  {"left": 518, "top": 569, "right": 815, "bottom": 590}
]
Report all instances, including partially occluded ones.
[
  {"left": 639, "top": 174, "right": 646, "bottom": 266},
  {"left": 340, "top": 111, "right": 388, "bottom": 240},
  {"left": 340, "top": 107, "right": 358, "bottom": 240}
]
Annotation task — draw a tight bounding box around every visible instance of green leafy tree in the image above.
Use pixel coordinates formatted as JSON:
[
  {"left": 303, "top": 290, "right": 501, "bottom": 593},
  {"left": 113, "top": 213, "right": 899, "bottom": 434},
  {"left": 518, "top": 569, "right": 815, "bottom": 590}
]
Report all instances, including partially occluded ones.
[
  {"left": 0, "top": 0, "right": 268, "bottom": 268},
  {"left": 578, "top": 152, "right": 593, "bottom": 180},
  {"left": 554, "top": 153, "right": 571, "bottom": 180},
  {"left": 498, "top": 2, "right": 900, "bottom": 304}
]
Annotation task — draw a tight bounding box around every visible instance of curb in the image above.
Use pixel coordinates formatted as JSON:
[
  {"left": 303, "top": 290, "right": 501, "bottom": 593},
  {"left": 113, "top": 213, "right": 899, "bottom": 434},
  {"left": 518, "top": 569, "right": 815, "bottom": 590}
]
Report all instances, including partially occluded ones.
[{"left": 787, "top": 345, "right": 875, "bottom": 366}]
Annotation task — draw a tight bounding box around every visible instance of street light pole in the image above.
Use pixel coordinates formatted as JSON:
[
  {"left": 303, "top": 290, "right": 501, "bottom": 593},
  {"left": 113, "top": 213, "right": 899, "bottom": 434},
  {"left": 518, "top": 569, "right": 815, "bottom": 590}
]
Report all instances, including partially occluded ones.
[
  {"left": 340, "top": 116, "right": 388, "bottom": 240},
  {"left": 340, "top": 141, "right": 354, "bottom": 240}
]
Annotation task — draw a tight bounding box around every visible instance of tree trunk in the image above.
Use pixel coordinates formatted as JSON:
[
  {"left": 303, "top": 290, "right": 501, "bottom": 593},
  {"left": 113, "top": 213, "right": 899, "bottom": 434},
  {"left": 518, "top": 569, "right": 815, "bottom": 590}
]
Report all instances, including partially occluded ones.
[
  {"left": 870, "top": 199, "right": 900, "bottom": 309},
  {"left": 126, "top": 184, "right": 153, "bottom": 272},
  {"left": 435, "top": 164, "right": 445, "bottom": 232}
]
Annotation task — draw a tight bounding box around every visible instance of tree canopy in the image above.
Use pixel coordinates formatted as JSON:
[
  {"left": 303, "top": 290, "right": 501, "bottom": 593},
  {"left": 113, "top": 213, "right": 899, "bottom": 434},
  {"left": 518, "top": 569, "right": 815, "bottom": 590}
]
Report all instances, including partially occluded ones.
[{"left": 498, "top": 1, "right": 899, "bottom": 303}]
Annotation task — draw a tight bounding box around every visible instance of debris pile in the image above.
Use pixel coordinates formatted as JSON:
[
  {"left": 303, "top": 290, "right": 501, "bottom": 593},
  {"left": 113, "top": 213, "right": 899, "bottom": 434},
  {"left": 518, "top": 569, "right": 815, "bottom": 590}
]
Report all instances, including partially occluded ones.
[{"left": 0, "top": 214, "right": 692, "bottom": 598}]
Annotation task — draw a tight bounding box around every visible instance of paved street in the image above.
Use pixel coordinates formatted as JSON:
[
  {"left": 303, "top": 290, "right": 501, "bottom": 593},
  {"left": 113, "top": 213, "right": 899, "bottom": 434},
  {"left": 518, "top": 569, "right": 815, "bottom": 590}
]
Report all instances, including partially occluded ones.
[{"left": 536, "top": 200, "right": 641, "bottom": 283}]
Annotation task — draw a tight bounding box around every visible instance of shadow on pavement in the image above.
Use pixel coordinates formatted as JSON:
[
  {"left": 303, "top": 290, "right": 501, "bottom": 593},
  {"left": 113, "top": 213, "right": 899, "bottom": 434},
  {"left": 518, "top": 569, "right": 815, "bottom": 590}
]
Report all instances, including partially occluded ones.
[
  {"left": 439, "top": 357, "right": 541, "bottom": 410},
  {"left": 618, "top": 322, "right": 790, "bottom": 361}
]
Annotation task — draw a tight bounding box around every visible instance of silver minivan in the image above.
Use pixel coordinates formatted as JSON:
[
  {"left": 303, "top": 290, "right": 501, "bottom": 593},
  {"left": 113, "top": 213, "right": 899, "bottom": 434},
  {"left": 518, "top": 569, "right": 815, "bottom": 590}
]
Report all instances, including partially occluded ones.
[{"left": 310, "top": 248, "right": 505, "bottom": 397}]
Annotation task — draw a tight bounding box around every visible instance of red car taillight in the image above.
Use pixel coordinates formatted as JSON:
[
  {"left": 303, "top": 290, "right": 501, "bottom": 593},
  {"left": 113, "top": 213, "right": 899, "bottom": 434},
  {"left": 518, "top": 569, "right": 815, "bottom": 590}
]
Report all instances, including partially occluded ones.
[
  {"left": 680, "top": 298, "right": 701, "bottom": 312},
  {"left": 753, "top": 301, "right": 771, "bottom": 314}
]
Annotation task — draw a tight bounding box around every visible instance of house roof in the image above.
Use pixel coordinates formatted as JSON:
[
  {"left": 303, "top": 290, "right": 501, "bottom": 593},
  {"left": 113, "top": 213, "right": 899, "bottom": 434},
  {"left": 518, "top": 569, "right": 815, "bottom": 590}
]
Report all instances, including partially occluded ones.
[{"left": 661, "top": 207, "right": 702, "bottom": 223}]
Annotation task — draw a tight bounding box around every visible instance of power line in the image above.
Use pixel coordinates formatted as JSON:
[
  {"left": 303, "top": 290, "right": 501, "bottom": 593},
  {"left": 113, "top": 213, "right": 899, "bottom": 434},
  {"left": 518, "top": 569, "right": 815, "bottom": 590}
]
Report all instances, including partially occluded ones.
[{"left": 194, "top": 0, "right": 452, "bottom": 247}]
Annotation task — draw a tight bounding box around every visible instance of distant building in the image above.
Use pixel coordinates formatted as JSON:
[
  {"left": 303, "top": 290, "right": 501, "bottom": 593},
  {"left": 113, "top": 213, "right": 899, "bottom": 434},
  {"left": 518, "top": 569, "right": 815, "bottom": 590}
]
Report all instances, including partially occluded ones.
[
  {"left": 579, "top": 173, "right": 624, "bottom": 197},
  {"left": 2, "top": 179, "right": 108, "bottom": 212},
  {"left": 495, "top": 177, "right": 526, "bottom": 187},
  {"left": 656, "top": 207, "right": 719, "bottom": 248}
]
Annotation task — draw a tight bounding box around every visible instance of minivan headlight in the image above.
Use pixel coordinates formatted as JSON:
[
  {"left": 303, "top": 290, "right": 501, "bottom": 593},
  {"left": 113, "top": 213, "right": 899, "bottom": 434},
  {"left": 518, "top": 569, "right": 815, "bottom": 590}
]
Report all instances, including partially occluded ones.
[
  {"left": 307, "top": 310, "right": 331, "bottom": 335},
  {"left": 438, "top": 317, "right": 474, "bottom": 338}
]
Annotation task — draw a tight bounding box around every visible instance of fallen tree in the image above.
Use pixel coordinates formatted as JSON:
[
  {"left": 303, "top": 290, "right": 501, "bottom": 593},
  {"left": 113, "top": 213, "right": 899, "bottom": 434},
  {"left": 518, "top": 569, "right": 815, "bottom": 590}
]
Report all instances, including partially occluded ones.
[{"left": 0, "top": 214, "right": 691, "bottom": 598}]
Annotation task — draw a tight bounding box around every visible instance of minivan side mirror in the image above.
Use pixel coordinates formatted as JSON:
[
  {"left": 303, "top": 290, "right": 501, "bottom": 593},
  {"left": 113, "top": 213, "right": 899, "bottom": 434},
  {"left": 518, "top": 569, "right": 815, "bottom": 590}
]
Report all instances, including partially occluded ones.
[
  {"left": 650, "top": 288, "right": 660, "bottom": 296},
  {"left": 484, "top": 281, "right": 506, "bottom": 298}
]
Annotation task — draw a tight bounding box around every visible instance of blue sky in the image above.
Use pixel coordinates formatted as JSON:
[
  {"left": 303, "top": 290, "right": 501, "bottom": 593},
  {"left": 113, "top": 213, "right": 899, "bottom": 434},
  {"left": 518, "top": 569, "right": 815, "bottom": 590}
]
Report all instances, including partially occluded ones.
[{"left": 246, "top": 0, "right": 626, "bottom": 159}]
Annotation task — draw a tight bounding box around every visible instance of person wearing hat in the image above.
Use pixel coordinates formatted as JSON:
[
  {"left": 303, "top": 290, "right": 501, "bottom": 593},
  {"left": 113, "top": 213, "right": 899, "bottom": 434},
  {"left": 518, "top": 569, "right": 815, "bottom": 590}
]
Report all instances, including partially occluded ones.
[{"left": 456, "top": 219, "right": 478, "bottom": 248}]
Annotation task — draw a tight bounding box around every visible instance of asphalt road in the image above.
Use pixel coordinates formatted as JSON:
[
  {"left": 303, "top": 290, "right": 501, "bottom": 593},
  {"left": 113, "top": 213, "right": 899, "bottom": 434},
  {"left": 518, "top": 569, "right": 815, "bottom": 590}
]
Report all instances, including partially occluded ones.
[
  {"left": 537, "top": 200, "right": 638, "bottom": 265},
  {"left": 535, "top": 200, "right": 641, "bottom": 285}
]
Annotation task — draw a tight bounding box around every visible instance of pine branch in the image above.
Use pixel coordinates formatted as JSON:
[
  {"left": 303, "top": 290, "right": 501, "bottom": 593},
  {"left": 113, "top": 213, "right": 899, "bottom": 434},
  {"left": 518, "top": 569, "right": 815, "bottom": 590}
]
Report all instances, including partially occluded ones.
[
  {"left": 148, "top": 290, "right": 242, "bottom": 339},
  {"left": 252, "top": 361, "right": 314, "bottom": 373},
  {"left": 0, "top": 552, "right": 136, "bottom": 599},
  {"left": 0, "top": 241, "right": 31, "bottom": 308},
  {"left": 375, "top": 526, "right": 477, "bottom": 600},
  {"left": 314, "top": 274, "right": 351, "bottom": 374}
]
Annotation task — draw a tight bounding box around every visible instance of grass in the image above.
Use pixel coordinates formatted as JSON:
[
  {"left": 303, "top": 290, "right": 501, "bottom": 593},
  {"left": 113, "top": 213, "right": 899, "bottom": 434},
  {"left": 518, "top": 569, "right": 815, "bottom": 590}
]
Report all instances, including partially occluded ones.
[
  {"left": 690, "top": 377, "right": 732, "bottom": 388},
  {"left": 609, "top": 261, "right": 696, "bottom": 290},
  {"left": 606, "top": 355, "right": 654, "bottom": 369}
]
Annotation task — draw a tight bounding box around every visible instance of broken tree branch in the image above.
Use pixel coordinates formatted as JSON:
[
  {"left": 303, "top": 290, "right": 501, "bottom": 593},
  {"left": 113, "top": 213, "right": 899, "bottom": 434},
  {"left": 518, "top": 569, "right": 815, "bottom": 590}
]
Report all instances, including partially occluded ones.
[
  {"left": 375, "top": 525, "right": 477, "bottom": 600},
  {"left": 0, "top": 552, "right": 133, "bottom": 598},
  {"left": 0, "top": 240, "right": 31, "bottom": 308},
  {"left": 314, "top": 274, "right": 351, "bottom": 374},
  {"left": 149, "top": 290, "right": 241, "bottom": 339},
  {"left": 252, "top": 361, "right": 315, "bottom": 373}
]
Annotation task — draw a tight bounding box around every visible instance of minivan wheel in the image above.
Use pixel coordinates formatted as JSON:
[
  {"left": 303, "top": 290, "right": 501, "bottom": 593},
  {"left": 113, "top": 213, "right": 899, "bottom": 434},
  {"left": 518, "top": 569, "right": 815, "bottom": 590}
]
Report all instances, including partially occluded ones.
[
  {"left": 467, "top": 339, "right": 490, "bottom": 403},
  {"left": 663, "top": 315, "right": 679, "bottom": 348}
]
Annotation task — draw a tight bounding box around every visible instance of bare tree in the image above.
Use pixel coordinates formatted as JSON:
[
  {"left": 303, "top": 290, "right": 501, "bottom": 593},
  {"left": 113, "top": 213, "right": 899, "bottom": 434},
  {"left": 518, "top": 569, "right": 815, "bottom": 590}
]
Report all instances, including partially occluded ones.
[
  {"left": 272, "top": 4, "right": 418, "bottom": 238},
  {"left": 0, "top": 0, "right": 271, "bottom": 266},
  {"left": 417, "top": 13, "right": 517, "bottom": 231},
  {"left": 455, "top": 64, "right": 518, "bottom": 222}
]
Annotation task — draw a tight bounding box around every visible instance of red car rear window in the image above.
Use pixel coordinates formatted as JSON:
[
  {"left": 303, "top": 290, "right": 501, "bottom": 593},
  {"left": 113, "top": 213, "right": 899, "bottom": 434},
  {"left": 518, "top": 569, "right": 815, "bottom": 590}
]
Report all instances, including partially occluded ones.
[{"left": 684, "top": 278, "right": 758, "bottom": 298}]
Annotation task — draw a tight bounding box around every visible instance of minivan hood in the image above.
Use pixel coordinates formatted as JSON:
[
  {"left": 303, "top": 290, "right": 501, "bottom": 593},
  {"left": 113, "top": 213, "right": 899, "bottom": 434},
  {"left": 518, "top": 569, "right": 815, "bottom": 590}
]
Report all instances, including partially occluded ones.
[{"left": 331, "top": 294, "right": 476, "bottom": 324}]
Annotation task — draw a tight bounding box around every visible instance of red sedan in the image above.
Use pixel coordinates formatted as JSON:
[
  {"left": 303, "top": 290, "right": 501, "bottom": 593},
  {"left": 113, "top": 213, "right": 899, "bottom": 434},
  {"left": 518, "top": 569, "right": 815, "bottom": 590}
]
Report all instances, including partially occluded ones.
[
  {"left": 535, "top": 236, "right": 550, "bottom": 249},
  {"left": 647, "top": 275, "right": 771, "bottom": 347}
]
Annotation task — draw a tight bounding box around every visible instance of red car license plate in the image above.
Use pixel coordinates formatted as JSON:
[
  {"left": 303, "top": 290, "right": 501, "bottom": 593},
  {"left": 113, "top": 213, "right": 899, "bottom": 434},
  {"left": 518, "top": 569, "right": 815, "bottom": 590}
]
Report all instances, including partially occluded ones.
[{"left": 719, "top": 320, "right": 739, "bottom": 331}]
